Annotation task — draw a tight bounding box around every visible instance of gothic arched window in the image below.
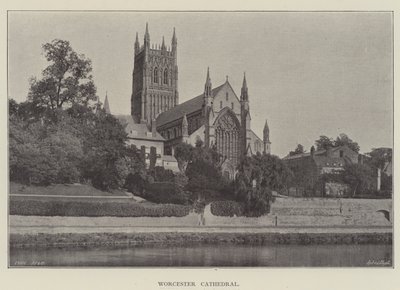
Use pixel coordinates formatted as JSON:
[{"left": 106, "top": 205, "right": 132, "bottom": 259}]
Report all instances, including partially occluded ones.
[
  {"left": 153, "top": 67, "right": 158, "bottom": 83},
  {"left": 163, "top": 69, "right": 168, "bottom": 85}
]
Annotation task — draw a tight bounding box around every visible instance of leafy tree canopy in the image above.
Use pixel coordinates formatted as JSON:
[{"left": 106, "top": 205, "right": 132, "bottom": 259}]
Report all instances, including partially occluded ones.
[
  {"left": 340, "top": 163, "right": 375, "bottom": 197},
  {"left": 315, "top": 133, "right": 360, "bottom": 153},
  {"left": 367, "top": 147, "right": 392, "bottom": 170},
  {"left": 234, "top": 153, "right": 292, "bottom": 216},
  {"left": 28, "top": 39, "right": 97, "bottom": 110},
  {"left": 334, "top": 133, "right": 360, "bottom": 153},
  {"left": 289, "top": 144, "right": 305, "bottom": 156}
]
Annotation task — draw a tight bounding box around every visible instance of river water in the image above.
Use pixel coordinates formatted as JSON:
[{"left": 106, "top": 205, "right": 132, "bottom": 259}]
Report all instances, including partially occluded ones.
[{"left": 10, "top": 243, "right": 392, "bottom": 267}]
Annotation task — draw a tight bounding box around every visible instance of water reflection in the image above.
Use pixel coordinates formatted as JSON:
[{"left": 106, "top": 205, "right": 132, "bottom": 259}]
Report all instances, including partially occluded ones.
[{"left": 10, "top": 244, "right": 392, "bottom": 267}]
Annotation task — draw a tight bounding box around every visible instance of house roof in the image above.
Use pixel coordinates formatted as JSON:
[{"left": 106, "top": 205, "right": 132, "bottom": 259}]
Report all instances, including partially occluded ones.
[
  {"left": 156, "top": 83, "right": 226, "bottom": 127},
  {"left": 283, "top": 145, "right": 357, "bottom": 170},
  {"left": 115, "top": 115, "right": 165, "bottom": 141},
  {"left": 283, "top": 148, "right": 326, "bottom": 160},
  {"left": 283, "top": 145, "right": 353, "bottom": 161},
  {"left": 248, "top": 129, "right": 262, "bottom": 143}
]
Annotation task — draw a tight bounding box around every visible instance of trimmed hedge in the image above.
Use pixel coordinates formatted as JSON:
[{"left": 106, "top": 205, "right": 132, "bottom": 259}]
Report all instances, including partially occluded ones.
[
  {"left": 142, "top": 182, "right": 189, "bottom": 205},
  {"left": 10, "top": 199, "right": 190, "bottom": 217},
  {"left": 210, "top": 200, "right": 245, "bottom": 217}
]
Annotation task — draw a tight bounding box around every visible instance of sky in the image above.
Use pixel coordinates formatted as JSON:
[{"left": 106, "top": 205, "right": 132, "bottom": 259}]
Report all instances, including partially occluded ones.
[{"left": 8, "top": 11, "right": 393, "bottom": 157}]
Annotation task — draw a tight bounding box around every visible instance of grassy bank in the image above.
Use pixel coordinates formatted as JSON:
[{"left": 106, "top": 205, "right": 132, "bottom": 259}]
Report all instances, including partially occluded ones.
[
  {"left": 10, "top": 182, "right": 127, "bottom": 197},
  {"left": 10, "top": 232, "right": 392, "bottom": 249}
]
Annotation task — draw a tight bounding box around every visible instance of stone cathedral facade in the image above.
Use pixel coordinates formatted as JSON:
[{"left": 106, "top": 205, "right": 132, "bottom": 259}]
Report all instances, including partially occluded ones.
[{"left": 130, "top": 24, "right": 271, "bottom": 178}]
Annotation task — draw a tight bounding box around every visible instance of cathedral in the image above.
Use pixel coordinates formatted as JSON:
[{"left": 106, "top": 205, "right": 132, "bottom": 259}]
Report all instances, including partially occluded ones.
[{"left": 126, "top": 24, "right": 271, "bottom": 178}]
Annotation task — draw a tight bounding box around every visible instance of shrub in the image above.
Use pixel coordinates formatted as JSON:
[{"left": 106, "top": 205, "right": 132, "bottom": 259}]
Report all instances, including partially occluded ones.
[
  {"left": 141, "top": 182, "right": 189, "bottom": 205},
  {"left": 210, "top": 200, "right": 245, "bottom": 217},
  {"left": 151, "top": 166, "right": 175, "bottom": 182},
  {"left": 9, "top": 199, "right": 190, "bottom": 217}
]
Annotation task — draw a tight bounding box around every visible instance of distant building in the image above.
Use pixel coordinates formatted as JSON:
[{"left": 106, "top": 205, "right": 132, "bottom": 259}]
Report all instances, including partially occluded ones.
[
  {"left": 383, "top": 161, "right": 392, "bottom": 176},
  {"left": 283, "top": 145, "right": 360, "bottom": 197}
]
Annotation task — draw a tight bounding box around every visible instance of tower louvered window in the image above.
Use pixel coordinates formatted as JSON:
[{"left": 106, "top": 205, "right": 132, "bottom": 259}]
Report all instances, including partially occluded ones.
[
  {"left": 153, "top": 68, "right": 158, "bottom": 83},
  {"left": 163, "top": 69, "right": 168, "bottom": 85}
]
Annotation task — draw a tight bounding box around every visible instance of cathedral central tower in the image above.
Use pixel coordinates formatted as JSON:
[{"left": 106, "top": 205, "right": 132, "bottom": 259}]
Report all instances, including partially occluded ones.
[{"left": 131, "top": 23, "right": 179, "bottom": 125}]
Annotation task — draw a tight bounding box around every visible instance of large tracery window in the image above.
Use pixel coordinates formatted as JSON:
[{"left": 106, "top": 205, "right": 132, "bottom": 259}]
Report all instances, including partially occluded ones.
[
  {"left": 153, "top": 67, "right": 158, "bottom": 83},
  {"left": 215, "top": 111, "right": 240, "bottom": 165}
]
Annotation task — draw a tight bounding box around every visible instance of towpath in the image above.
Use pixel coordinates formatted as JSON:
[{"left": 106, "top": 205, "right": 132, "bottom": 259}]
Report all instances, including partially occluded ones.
[{"left": 10, "top": 225, "right": 392, "bottom": 235}]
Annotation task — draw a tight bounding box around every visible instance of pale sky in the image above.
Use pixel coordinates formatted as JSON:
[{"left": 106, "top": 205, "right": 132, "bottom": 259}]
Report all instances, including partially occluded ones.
[{"left": 8, "top": 12, "right": 393, "bottom": 157}]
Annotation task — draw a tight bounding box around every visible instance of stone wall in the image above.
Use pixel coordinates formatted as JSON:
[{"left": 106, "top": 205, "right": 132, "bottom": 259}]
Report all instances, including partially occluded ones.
[{"left": 205, "top": 198, "right": 392, "bottom": 227}]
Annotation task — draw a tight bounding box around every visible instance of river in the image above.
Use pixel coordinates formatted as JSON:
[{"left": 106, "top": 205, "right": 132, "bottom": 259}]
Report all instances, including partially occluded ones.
[{"left": 10, "top": 243, "right": 392, "bottom": 267}]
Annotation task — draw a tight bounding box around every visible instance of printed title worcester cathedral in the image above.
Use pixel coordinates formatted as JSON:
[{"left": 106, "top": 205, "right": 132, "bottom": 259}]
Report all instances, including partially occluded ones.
[{"left": 112, "top": 24, "right": 271, "bottom": 179}]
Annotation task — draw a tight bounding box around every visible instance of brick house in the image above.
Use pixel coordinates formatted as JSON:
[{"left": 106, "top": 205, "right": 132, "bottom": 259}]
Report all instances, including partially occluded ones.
[{"left": 283, "top": 145, "right": 360, "bottom": 197}]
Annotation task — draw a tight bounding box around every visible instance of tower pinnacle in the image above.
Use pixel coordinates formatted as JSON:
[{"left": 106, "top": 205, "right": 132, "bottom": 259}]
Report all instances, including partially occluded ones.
[
  {"left": 172, "top": 27, "right": 177, "bottom": 55},
  {"left": 135, "top": 32, "right": 140, "bottom": 52},
  {"left": 240, "top": 72, "right": 248, "bottom": 102},
  {"left": 161, "top": 36, "right": 166, "bottom": 50},
  {"left": 263, "top": 119, "right": 271, "bottom": 154},
  {"left": 204, "top": 67, "right": 212, "bottom": 99},
  {"left": 144, "top": 22, "right": 150, "bottom": 47},
  {"left": 104, "top": 91, "right": 111, "bottom": 114},
  {"left": 172, "top": 27, "right": 177, "bottom": 44}
]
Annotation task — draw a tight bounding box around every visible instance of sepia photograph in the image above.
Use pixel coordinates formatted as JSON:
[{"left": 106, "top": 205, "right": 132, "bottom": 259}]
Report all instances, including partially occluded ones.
[{"left": 7, "top": 11, "right": 393, "bottom": 268}]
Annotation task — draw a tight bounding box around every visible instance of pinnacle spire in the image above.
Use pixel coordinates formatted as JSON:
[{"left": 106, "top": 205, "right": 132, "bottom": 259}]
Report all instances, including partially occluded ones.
[
  {"left": 104, "top": 91, "right": 111, "bottom": 114},
  {"left": 135, "top": 32, "right": 140, "bottom": 51},
  {"left": 161, "top": 36, "right": 166, "bottom": 50},
  {"left": 263, "top": 119, "right": 270, "bottom": 143},
  {"left": 182, "top": 113, "right": 189, "bottom": 140},
  {"left": 172, "top": 27, "right": 177, "bottom": 44},
  {"left": 264, "top": 119, "right": 269, "bottom": 131},
  {"left": 241, "top": 72, "right": 248, "bottom": 101},
  {"left": 242, "top": 72, "right": 247, "bottom": 89},
  {"left": 144, "top": 22, "right": 150, "bottom": 46},
  {"left": 204, "top": 67, "right": 212, "bottom": 98},
  {"left": 182, "top": 113, "right": 188, "bottom": 128}
]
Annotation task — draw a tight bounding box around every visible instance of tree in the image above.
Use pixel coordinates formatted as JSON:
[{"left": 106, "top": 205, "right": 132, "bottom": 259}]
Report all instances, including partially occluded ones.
[
  {"left": 367, "top": 147, "right": 392, "bottom": 170},
  {"left": 335, "top": 133, "right": 360, "bottom": 153},
  {"left": 174, "top": 142, "right": 194, "bottom": 174},
  {"left": 315, "top": 135, "right": 334, "bottom": 151},
  {"left": 234, "top": 153, "right": 292, "bottom": 216},
  {"left": 9, "top": 110, "right": 84, "bottom": 185},
  {"left": 289, "top": 144, "right": 305, "bottom": 156},
  {"left": 79, "top": 110, "right": 131, "bottom": 190},
  {"left": 28, "top": 39, "right": 97, "bottom": 110},
  {"left": 341, "top": 163, "right": 375, "bottom": 196},
  {"left": 367, "top": 147, "right": 392, "bottom": 193},
  {"left": 315, "top": 133, "right": 360, "bottom": 152},
  {"left": 185, "top": 145, "right": 227, "bottom": 203}
]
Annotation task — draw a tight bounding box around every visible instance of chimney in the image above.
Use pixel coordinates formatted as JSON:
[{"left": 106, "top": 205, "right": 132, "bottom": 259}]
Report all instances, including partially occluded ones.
[
  {"left": 377, "top": 168, "right": 381, "bottom": 191},
  {"left": 326, "top": 145, "right": 333, "bottom": 157},
  {"left": 358, "top": 154, "right": 364, "bottom": 164},
  {"left": 310, "top": 146, "right": 315, "bottom": 158}
]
